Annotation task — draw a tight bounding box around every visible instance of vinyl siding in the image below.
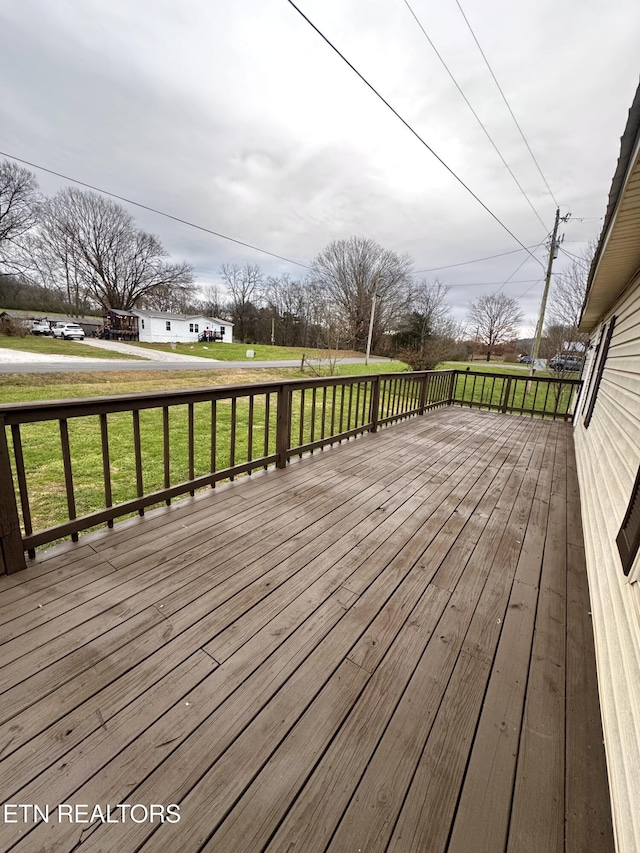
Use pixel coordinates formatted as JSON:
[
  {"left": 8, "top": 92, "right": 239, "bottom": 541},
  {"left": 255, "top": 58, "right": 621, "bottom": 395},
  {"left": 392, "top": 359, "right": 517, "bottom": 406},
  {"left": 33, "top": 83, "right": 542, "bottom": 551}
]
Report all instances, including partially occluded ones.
[{"left": 574, "top": 271, "right": 640, "bottom": 853}]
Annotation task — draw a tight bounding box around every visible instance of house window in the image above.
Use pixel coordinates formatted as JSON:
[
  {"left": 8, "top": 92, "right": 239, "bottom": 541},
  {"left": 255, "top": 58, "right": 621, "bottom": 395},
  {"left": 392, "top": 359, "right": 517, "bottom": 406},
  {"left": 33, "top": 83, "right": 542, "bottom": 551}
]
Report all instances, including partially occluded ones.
[
  {"left": 583, "top": 316, "right": 616, "bottom": 428},
  {"left": 195, "top": 324, "right": 199, "bottom": 333},
  {"left": 189, "top": 323, "right": 194, "bottom": 333},
  {"left": 141, "top": 320, "right": 145, "bottom": 329},
  {"left": 617, "top": 464, "right": 640, "bottom": 575},
  {"left": 220, "top": 326, "right": 225, "bottom": 336},
  {"left": 166, "top": 321, "right": 171, "bottom": 331}
]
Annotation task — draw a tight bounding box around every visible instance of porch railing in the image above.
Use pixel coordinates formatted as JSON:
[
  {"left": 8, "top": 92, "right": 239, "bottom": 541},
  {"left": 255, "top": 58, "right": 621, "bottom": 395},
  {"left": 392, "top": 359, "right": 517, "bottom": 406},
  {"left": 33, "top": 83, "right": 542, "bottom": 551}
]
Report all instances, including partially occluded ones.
[{"left": 0, "top": 369, "right": 581, "bottom": 573}]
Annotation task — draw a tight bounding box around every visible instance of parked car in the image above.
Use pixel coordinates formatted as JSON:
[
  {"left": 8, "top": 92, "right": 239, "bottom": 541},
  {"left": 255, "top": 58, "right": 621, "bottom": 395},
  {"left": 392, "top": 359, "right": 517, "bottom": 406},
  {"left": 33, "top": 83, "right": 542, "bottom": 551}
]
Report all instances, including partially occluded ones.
[
  {"left": 29, "top": 319, "right": 53, "bottom": 336},
  {"left": 52, "top": 322, "right": 86, "bottom": 341},
  {"left": 549, "top": 355, "right": 583, "bottom": 372},
  {"left": 518, "top": 355, "right": 533, "bottom": 364}
]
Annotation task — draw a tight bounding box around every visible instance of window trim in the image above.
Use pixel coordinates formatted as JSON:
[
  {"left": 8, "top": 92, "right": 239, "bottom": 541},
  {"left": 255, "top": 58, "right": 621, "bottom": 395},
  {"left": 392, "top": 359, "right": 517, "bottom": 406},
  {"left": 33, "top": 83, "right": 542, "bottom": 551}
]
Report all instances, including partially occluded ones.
[{"left": 583, "top": 316, "right": 616, "bottom": 428}]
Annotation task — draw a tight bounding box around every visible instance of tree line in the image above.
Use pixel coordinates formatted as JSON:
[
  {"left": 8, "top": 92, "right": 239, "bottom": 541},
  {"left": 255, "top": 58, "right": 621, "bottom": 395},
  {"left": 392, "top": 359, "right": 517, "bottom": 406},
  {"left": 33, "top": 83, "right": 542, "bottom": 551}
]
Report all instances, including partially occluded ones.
[{"left": 0, "top": 158, "right": 590, "bottom": 361}]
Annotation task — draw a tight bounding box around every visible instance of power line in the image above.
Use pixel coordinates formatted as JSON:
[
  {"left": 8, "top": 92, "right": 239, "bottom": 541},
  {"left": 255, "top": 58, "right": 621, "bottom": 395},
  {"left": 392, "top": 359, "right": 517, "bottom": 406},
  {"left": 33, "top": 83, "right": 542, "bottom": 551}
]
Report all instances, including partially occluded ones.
[
  {"left": 495, "top": 227, "right": 553, "bottom": 294},
  {"left": 285, "top": 0, "right": 545, "bottom": 271},
  {"left": 414, "top": 244, "right": 541, "bottom": 273},
  {"left": 403, "top": 0, "right": 549, "bottom": 233},
  {"left": 0, "top": 151, "right": 312, "bottom": 270},
  {"left": 558, "top": 245, "right": 590, "bottom": 269},
  {"left": 453, "top": 0, "right": 559, "bottom": 209},
  {"left": 517, "top": 278, "right": 544, "bottom": 299},
  {"left": 447, "top": 278, "right": 543, "bottom": 288}
]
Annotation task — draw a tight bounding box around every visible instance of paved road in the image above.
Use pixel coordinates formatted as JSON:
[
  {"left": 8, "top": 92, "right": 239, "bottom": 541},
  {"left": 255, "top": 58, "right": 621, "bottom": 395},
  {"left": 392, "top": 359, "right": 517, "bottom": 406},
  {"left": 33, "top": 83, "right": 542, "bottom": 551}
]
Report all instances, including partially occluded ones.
[{"left": 0, "top": 357, "right": 390, "bottom": 374}]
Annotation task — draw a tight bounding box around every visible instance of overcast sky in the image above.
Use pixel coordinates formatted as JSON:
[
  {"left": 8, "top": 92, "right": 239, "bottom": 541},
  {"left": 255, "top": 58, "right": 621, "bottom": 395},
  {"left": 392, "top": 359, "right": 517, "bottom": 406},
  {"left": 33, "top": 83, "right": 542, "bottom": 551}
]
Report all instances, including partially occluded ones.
[{"left": 1, "top": 0, "right": 639, "bottom": 332}]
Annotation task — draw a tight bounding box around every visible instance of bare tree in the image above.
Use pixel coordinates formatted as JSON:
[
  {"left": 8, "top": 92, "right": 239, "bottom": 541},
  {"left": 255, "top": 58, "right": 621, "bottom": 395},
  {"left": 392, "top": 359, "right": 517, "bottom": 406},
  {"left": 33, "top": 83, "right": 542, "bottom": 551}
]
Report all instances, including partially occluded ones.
[
  {"left": 0, "top": 159, "right": 40, "bottom": 271},
  {"left": 142, "top": 281, "right": 196, "bottom": 313},
  {"left": 311, "top": 236, "right": 412, "bottom": 352},
  {"left": 467, "top": 292, "right": 523, "bottom": 362},
  {"left": 392, "top": 279, "right": 461, "bottom": 369},
  {"left": 198, "top": 284, "right": 228, "bottom": 319},
  {"left": 265, "top": 273, "right": 310, "bottom": 346},
  {"left": 29, "top": 188, "right": 193, "bottom": 310},
  {"left": 221, "top": 263, "right": 263, "bottom": 341}
]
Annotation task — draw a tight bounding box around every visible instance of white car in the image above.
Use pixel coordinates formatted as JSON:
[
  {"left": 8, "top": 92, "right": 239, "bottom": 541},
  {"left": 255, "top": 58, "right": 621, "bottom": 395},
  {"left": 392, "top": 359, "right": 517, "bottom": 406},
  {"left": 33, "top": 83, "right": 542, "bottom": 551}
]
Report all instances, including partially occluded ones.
[
  {"left": 30, "top": 319, "right": 53, "bottom": 336},
  {"left": 52, "top": 323, "right": 86, "bottom": 340}
]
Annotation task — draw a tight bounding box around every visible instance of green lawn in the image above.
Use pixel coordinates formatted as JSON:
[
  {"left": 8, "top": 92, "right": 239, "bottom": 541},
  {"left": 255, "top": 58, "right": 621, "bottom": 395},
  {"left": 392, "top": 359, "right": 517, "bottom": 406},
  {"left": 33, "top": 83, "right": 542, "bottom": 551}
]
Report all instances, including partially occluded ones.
[
  {"left": 441, "top": 361, "right": 536, "bottom": 376},
  {"left": 451, "top": 369, "right": 580, "bottom": 416},
  {"left": 0, "top": 363, "right": 409, "bottom": 538},
  {"left": 0, "top": 334, "right": 141, "bottom": 360},
  {"left": 129, "top": 341, "right": 370, "bottom": 362}
]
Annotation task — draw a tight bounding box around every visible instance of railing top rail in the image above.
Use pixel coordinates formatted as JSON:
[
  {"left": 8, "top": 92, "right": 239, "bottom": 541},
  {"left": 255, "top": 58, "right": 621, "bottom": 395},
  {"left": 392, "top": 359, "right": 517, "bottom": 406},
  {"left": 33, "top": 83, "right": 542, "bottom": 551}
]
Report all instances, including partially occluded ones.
[
  {"left": 451, "top": 369, "right": 582, "bottom": 386},
  {"left": 0, "top": 370, "right": 452, "bottom": 425}
]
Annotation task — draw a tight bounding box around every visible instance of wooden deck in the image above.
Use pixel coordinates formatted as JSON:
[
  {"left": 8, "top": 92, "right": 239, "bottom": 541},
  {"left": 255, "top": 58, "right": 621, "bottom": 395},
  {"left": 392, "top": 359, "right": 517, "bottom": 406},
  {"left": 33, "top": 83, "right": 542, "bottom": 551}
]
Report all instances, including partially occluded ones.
[{"left": 0, "top": 408, "right": 613, "bottom": 853}]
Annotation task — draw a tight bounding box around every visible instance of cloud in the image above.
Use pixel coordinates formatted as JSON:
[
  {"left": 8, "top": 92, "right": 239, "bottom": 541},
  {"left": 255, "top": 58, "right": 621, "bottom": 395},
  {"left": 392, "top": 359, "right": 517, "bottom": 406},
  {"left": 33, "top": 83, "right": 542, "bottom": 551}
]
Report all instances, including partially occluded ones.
[{"left": 1, "top": 0, "right": 638, "bottom": 331}]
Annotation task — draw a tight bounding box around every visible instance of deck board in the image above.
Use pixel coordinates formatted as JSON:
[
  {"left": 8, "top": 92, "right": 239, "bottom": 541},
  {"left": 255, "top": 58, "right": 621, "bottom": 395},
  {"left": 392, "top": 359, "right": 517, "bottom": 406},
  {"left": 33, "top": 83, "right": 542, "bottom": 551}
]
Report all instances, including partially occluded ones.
[{"left": 0, "top": 408, "right": 614, "bottom": 853}]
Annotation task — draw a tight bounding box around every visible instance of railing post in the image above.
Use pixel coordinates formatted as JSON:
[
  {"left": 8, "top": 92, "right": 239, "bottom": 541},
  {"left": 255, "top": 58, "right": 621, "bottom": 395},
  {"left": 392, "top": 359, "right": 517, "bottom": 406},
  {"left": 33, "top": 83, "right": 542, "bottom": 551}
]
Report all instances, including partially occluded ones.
[
  {"left": 501, "top": 376, "right": 513, "bottom": 413},
  {"left": 0, "top": 416, "right": 26, "bottom": 574},
  {"left": 448, "top": 371, "right": 457, "bottom": 405},
  {"left": 419, "top": 372, "right": 429, "bottom": 414},
  {"left": 276, "top": 384, "right": 291, "bottom": 468},
  {"left": 370, "top": 376, "right": 381, "bottom": 432}
]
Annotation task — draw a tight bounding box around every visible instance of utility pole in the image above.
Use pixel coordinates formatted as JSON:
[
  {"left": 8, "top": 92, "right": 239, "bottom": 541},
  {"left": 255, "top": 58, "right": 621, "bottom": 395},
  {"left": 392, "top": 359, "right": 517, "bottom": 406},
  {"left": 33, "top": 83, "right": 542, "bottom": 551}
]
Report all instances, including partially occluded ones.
[
  {"left": 364, "top": 274, "right": 380, "bottom": 366},
  {"left": 529, "top": 207, "right": 566, "bottom": 375}
]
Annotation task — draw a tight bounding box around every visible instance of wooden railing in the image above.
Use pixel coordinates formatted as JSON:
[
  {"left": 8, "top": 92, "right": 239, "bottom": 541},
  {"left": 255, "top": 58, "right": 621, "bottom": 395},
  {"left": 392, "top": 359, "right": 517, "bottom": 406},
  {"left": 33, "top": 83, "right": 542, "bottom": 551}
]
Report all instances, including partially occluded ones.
[
  {"left": 0, "top": 369, "right": 582, "bottom": 573},
  {"left": 451, "top": 369, "right": 582, "bottom": 420},
  {"left": 0, "top": 370, "right": 454, "bottom": 573}
]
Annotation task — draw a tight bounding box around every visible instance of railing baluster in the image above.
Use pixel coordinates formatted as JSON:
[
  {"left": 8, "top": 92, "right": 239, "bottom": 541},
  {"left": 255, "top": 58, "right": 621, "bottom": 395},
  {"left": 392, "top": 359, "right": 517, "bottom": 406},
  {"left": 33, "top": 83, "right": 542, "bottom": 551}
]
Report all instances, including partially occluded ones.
[
  {"left": 339, "top": 384, "right": 346, "bottom": 435},
  {"left": 10, "top": 425, "right": 34, "bottom": 558},
  {"left": 132, "top": 410, "right": 145, "bottom": 515},
  {"left": 330, "top": 384, "right": 337, "bottom": 437},
  {"left": 163, "top": 407, "right": 171, "bottom": 505},
  {"left": 188, "top": 403, "right": 195, "bottom": 495},
  {"left": 370, "top": 377, "right": 380, "bottom": 432},
  {"left": 247, "top": 395, "right": 254, "bottom": 469},
  {"left": 263, "top": 393, "right": 270, "bottom": 469},
  {"left": 310, "top": 387, "right": 317, "bottom": 448},
  {"left": 299, "top": 389, "right": 305, "bottom": 455},
  {"left": 354, "top": 382, "right": 361, "bottom": 429},
  {"left": 321, "top": 386, "right": 327, "bottom": 440},
  {"left": 553, "top": 381, "right": 561, "bottom": 419},
  {"left": 347, "top": 382, "right": 354, "bottom": 431},
  {"left": 99, "top": 414, "right": 114, "bottom": 527},
  {"left": 542, "top": 382, "right": 551, "bottom": 417},
  {"left": 211, "top": 400, "right": 217, "bottom": 485},
  {"left": 59, "top": 419, "right": 78, "bottom": 540},
  {"left": 230, "top": 397, "right": 237, "bottom": 479}
]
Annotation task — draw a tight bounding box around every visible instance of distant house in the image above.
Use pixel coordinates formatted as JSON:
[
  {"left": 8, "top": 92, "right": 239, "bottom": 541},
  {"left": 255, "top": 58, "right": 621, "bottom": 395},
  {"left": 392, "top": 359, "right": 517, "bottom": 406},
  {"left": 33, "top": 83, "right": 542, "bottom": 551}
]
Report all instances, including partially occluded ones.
[
  {"left": 100, "top": 309, "right": 233, "bottom": 343},
  {"left": 574, "top": 80, "right": 640, "bottom": 853},
  {"left": 133, "top": 310, "right": 233, "bottom": 344}
]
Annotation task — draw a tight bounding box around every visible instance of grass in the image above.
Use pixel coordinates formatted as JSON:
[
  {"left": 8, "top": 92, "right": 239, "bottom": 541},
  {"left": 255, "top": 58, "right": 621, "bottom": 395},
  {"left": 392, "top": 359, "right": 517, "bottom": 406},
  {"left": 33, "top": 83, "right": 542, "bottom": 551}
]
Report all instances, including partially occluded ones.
[
  {"left": 0, "top": 363, "right": 409, "bottom": 539},
  {"left": 129, "top": 341, "right": 370, "bottom": 362},
  {"left": 0, "top": 361, "right": 410, "bottom": 404},
  {"left": 0, "top": 334, "right": 141, "bottom": 360},
  {"left": 441, "top": 360, "right": 537, "bottom": 375},
  {"left": 451, "top": 369, "right": 579, "bottom": 416}
]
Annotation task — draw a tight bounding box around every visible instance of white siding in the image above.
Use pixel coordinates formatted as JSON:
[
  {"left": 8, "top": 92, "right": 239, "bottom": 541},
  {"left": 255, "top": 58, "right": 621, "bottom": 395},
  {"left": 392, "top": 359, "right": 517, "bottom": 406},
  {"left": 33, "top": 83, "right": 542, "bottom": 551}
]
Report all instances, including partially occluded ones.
[
  {"left": 136, "top": 314, "right": 233, "bottom": 343},
  {"left": 574, "top": 271, "right": 640, "bottom": 853}
]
